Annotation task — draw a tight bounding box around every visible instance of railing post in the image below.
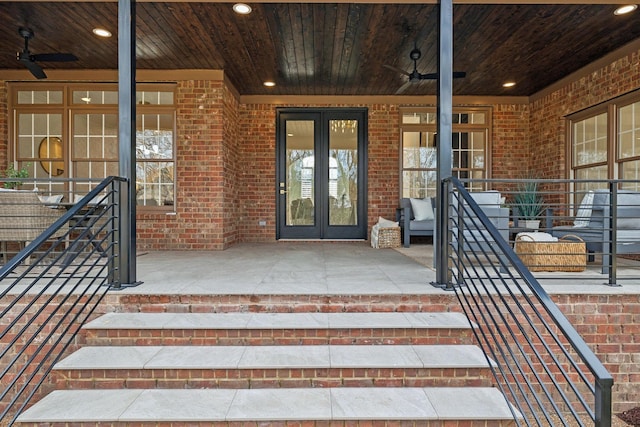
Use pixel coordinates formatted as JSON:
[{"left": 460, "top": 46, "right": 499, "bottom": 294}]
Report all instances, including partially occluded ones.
[
  {"left": 595, "top": 377, "right": 613, "bottom": 427},
  {"left": 107, "top": 181, "right": 119, "bottom": 288},
  {"left": 608, "top": 182, "right": 618, "bottom": 286}
]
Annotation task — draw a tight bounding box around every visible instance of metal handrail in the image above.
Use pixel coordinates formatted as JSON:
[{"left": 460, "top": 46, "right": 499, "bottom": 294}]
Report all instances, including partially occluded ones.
[
  {"left": 443, "top": 177, "right": 613, "bottom": 426},
  {"left": 0, "top": 176, "right": 127, "bottom": 424}
]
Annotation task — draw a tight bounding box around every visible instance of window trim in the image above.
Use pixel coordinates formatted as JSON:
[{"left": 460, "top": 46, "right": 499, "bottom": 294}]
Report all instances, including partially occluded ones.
[
  {"left": 7, "top": 82, "right": 177, "bottom": 212},
  {"left": 567, "top": 89, "right": 640, "bottom": 181},
  {"left": 399, "top": 106, "right": 493, "bottom": 198}
]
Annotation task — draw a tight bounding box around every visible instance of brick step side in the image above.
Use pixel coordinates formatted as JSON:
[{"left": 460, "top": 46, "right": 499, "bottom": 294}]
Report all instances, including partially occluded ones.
[
  {"left": 79, "top": 312, "right": 475, "bottom": 346},
  {"left": 104, "top": 294, "right": 461, "bottom": 314},
  {"left": 82, "top": 327, "right": 476, "bottom": 346},
  {"left": 52, "top": 344, "right": 493, "bottom": 390},
  {"left": 52, "top": 367, "right": 493, "bottom": 390},
  {"left": 17, "top": 420, "right": 516, "bottom": 426}
]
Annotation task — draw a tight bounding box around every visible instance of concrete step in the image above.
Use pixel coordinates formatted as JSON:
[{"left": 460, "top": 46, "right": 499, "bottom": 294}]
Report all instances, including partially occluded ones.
[
  {"left": 16, "top": 387, "right": 518, "bottom": 425},
  {"left": 52, "top": 344, "right": 494, "bottom": 389},
  {"left": 81, "top": 311, "right": 475, "bottom": 346}
]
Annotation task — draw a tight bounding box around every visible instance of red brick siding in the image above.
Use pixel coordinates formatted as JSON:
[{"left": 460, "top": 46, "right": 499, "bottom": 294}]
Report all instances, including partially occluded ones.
[
  {"left": 222, "top": 85, "right": 240, "bottom": 246},
  {"left": 2, "top": 293, "right": 633, "bottom": 414},
  {"left": 0, "top": 81, "right": 7, "bottom": 171},
  {"left": 237, "top": 104, "right": 277, "bottom": 242},
  {"left": 529, "top": 49, "right": 640, "bottom": 178},
  {"left": 137, "top": 80, "right": 227, "bottom": 250},
  {"left": 491, "top": 104, "right": 530, "bottom": 179}
]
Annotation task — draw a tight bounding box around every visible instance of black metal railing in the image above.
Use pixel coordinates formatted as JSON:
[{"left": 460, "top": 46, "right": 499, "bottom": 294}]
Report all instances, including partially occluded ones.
[
  {"left": 0, "top": 176, "right": 127, "bottom": 424},
  {"left": 446, "top": 178, "right": 640, "bottom": 286},
  {"left": 441, "top": 177, "right": 613, "bottom": 427}
]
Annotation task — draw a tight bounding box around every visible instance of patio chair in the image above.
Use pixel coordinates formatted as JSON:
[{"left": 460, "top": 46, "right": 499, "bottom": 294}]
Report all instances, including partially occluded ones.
[
  {"left": 396, "top": 197, "right": 436, "bottom": 247},
  {"left": 549, "top": 189, "right": 640, "bottom": 274},
  {"left": 0, "top": 190, "right": 66, "bottom": 262}
]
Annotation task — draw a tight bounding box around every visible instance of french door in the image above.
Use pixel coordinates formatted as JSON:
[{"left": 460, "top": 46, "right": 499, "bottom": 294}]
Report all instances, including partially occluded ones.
[{"left": 276, "top": 108, "right": 368, "bottom": 240}]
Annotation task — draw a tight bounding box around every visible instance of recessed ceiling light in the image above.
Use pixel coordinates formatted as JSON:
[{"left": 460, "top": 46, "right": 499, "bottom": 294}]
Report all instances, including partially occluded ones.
[
  {"left": 503, "top": 81, "right": 516, "bottom": 88},
  {"left": 233, "top": 3, "right": 252, "bottom": 14},
  {"left": 263, "top": 81, "right": 276, "bottom": 87},
  {"left": 92, "top": 28, "right": 112, "bottom": 38},
  {"left": 614, "top": 4, "right": 637, "bottom": 15}
]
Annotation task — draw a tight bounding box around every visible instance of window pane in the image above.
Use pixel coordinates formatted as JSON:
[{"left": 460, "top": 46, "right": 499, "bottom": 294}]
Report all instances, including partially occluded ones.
[
  {"left": 401, "top": 112, "right": 436, "bottom": 124},
  {"left": 136, "top": 114, "right": 173, "bottom": 159},
  {"left": 72, "top": 90, "right": 118, "bottom": 105},
  {"left": 136, "top": 162, "right": 174, "bottom": 206},
  {"left": 73, "top": 114, "right": 118, "bottom": 160},
  {"left": 402, "top": 132, "right": 436, "bottom": 169},
  {"left": 573, "top": 112, "right": 607, "bottom": 167},
  {"left": 17, "top": 90, "right": 63, "bottom": 104},
  {"left": 15, "top": 113, "right": 64, "bottom": 179},
  {"left": 618, "top": 102, "right": 640, "bottom": 160},
  {"left": 402, "top": 170, "right": 436, "bottom": 198},
  {"left": 136, "top": 91, "right": 174, "bottom": 105},
  {"left": 621, "top": 160, "right": 640, "bottom": 190}
]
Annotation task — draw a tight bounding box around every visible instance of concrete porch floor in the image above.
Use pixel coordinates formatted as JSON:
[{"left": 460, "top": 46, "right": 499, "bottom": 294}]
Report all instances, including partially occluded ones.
[{"left": 129, "top": 242, "right": 640, "bottom": 296}]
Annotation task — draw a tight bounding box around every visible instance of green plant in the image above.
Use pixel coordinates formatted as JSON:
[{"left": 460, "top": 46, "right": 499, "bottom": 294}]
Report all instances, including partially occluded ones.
[
  {"left": 2, "top": 163, "right": 30, "bottom": 189},
  {"left": 513, "top": 180, "right": 544, "bottom": 220}
]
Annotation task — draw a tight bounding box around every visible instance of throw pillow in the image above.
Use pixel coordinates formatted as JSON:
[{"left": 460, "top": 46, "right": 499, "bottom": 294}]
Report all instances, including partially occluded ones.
[
  {"left": 409, "top": 198, "right": 434, "bottom": 221},
  {"left": 573, "top": 191, "right": 594, "bottom": 228},
  {"left": 377, "top": 216, "right": 399, "bottom": 228},
  {"left": 38, "top": 194, "right": 63, "bottom": 206}
]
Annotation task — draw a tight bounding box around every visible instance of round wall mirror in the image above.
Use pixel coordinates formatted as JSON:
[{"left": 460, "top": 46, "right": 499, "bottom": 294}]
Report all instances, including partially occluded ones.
[{"left": 39, "top": 137, "right": 65, "bottom": 176}]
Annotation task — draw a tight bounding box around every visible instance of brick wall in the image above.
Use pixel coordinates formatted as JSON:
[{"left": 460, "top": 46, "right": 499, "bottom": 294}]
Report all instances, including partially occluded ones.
[
  {"left": 0, "top": 81, "right": 7, "bottom": 171},
  {"left": 529, "top": 49, "right": 640, "bottom": 178},
  {"left": 236, "top": 103, "right": 403, "bottom": 241},
  {"left": 553, "top": 294, "right": 640, "bottom": 412},
  {"left": 491, "top": 104, "right": 530, "bottom": 178},
  {"left": 137, "top": 80, "right": 228, "bottom": 250},
  {"left": 237, "top": 104, "right": 277, "bottom": 242},
  {"left": 3, "top": 292, "right": 629, "bottom": 414},
  {"left": 222, "top": 85, "right": 240, "bottom": 246}
]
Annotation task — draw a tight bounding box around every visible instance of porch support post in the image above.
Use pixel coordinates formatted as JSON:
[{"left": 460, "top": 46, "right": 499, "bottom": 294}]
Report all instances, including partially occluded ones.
[
  {"left": 118, "top": 0, "right": 138, "bottom": 285},
  {"left": 435, "top": 0, "right": 453, "bottom": 288}
]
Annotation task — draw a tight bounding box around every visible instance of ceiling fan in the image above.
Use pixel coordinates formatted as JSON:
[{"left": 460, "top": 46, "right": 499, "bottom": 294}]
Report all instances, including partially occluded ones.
[
  {"left": 16, "top": 27, "right": 78, "bottom": 79},
  {"left": 385, "top": 44, "right": 466, "bottom": 94}
]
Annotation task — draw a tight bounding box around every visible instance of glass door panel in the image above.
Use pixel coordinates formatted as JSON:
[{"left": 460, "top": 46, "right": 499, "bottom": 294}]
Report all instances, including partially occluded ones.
[
  {"left": 286, "top": 120, "right": 315, "bottom": 226},
  {"left": 329, "top": 119, "right": 358, "bottom": 226}
]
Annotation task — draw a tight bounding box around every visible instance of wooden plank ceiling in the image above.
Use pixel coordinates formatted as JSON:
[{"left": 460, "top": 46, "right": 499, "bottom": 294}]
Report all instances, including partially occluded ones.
[{"left": 0, "top": 2, "right": 639, "bottom": 96}]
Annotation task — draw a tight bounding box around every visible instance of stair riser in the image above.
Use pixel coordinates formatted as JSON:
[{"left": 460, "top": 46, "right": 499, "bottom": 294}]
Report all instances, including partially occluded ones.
[
  {"left": 16, "top": 420, "right": 517, "bottom": 426},
  {"left": 82, "top": 329, "right": 475, "bottom": 346},
  {"left": 52, "top": 368, "right": 493, "bottom": 390},
  {"left": 106, "top": 294, "right": 462, "bottom": 315}
]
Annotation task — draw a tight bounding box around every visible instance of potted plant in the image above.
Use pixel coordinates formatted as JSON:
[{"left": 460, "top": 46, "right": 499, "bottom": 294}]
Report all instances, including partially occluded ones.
[
  {"left": 513, "top": 179, "right": 544, "bottom": 230},
  {"left": 2, "top": 163, "right": 30, "bottom": 189}
]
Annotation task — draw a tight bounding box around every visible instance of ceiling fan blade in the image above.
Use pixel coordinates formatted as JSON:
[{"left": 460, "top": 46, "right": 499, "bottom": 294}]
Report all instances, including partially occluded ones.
[
  {"left": 20, "top": 59, "right": 47, "bottom": 79},
  {"left": 383, "top": 64, "right": 411, "bottom": 77},
  {"left": 419, "top": 73, "right": 437, "bottom": 80},
  {"left": 32, "top": 53, "right": 78, "bottom": 62},
  {"left": 395, "top": 81, "right": 412, "bottom": 95},
  {"left": 418, "top": 71, "right": 467, "bottom": 80}
]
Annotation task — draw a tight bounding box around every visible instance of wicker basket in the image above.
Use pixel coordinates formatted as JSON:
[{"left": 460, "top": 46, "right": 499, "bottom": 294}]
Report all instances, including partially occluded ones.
[
  {"left": 378, "top": 227, "right": 401, "bottom": 249},
  {"left": 515, "top": 234, "right": 586, "bottom": 272}
]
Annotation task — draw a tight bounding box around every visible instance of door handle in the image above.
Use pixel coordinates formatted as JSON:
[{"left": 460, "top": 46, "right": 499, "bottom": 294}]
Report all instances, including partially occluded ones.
[{"left": 279, "top": 189, "right": 287, "bottom": 195}]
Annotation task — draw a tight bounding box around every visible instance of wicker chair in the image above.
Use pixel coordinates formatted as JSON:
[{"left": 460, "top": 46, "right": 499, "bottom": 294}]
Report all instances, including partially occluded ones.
[{"left": 0, "top": 190, "right": 66, "bottom": 262}]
